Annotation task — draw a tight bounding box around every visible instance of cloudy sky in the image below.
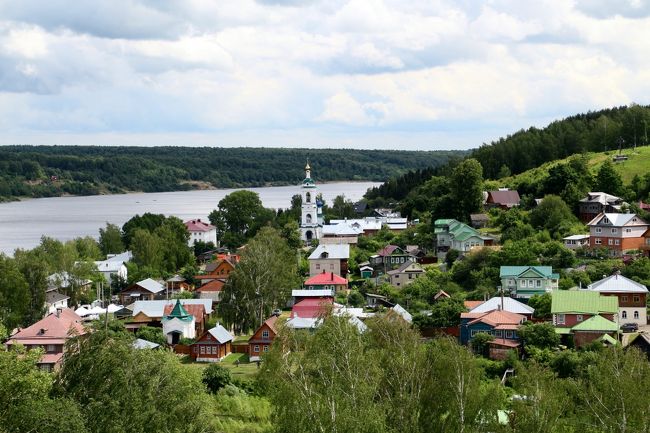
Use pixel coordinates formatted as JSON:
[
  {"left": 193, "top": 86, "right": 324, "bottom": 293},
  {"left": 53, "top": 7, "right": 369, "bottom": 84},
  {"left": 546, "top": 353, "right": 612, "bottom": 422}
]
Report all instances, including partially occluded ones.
[{"left": 0, "top": 0, "right": 649, "bottom": 150}]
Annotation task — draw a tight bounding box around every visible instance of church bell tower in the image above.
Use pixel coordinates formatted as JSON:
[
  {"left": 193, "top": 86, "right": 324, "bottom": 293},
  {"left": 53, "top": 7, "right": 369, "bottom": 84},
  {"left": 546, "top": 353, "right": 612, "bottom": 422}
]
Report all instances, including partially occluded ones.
[{"left": 299, "top": 162, "right": 321, "bottom": 244}]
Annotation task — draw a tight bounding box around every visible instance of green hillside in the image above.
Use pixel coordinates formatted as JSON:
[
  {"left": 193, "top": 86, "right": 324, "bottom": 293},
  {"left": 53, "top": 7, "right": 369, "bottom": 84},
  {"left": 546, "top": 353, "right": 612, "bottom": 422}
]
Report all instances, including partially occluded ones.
[{"left": 500, "top": 145, "right": 650, "bottom": 191}]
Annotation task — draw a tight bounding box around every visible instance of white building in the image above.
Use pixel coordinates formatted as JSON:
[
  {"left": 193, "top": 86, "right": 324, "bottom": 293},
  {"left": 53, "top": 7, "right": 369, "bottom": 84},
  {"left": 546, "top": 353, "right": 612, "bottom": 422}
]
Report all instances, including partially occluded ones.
[
  {"left": 299, "top": 163, "right": 323, "bottom": 244},
  {"left": 95, "top": 251, "right": 131, "bottom": 283},
  {"left": 184, "top": 219, "right": 218, "bottom": 247},
  {"left": 162, "top": 300, "right": 196, "bottom": 344}
]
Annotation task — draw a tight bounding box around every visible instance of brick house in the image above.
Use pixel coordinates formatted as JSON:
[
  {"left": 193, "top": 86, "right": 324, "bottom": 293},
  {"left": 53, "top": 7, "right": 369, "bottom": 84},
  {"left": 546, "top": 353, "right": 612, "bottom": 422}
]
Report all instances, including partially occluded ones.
[
  {"left": 248, "top": 315, "right": 278, "bottom": 362},
  {"left": 587, "top": 213, "right": 649, "bottom": 256}
]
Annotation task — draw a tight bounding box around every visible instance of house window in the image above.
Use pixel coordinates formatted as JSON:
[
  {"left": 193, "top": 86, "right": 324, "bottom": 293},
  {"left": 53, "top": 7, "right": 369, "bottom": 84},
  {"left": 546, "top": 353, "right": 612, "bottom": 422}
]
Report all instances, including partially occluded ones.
[
  {"left": 254, "top": 345, "right": 260, "bottom": 352},
  {"left": 622, "top": 296, "right": 628, "bottom": 302},
  {"left": 595, "top": 238, "right": 602, "bottom": 245},
  {"left": 608, "top": 239, "right": 613, "bottom": 245},
  {"left": 622, "top": 311, "right": 627, "bottom": 319},
  {"left": 557, "top": 314, "right": 565, "bottom": 325},
  {"left": 576, "top": 315, "right": 583, "bottom": 322},
  {"left": 596, "top": 227, "right": 602, "bottom": 233},
  {"left": 536, "top": 280, "right": 541, "bottom": 287},
  {"left": 200, "top": 346, "right": 205, "bottom": 354},
  {"left": 615, "top": 239, "right": 620, "bottom": 245},
  {"left": 193, "top": 346, "right": 198, "bottom": 353},
  {"left": 263, "top": 345, "right": 269, "bottom": 352},
  {"left": 470, "top": 330, "right": 477, "bottom": 337},
  {"left": 329, "top": 264, "right": 334, "bottom": 270},
  {"left": 528, "top": 280, "right": 534, "bottom": 288},
  {"left": 612, "top": 228, "right": 618, "bottom": 234},
  {"left": 634, "top": 295, "right": 640, "bottom": 303},
  {"left": 506, "top": 330, "right": 514, "bottom": 339},
  {"left": 262, "top": 330, "right": 269, "bottom": 338},
  {"left": 626, "top": 228, "right": 632, "bottom": 233},
  {"left": 634, "top": 311, "right": 640, "bottom": 319},
  {"left": 316, "top": 264, "right": 321, "bottom": 270},
  {"left": 46, "top": 344, "right": 56, "bottom": 353}
]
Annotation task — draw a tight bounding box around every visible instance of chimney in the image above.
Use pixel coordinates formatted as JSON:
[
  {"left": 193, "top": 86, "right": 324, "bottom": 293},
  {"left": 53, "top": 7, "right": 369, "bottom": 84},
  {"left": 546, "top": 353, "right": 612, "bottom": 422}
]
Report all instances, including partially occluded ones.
[{"left": 331, "top": 272, "right": 334, "bottom": 281}]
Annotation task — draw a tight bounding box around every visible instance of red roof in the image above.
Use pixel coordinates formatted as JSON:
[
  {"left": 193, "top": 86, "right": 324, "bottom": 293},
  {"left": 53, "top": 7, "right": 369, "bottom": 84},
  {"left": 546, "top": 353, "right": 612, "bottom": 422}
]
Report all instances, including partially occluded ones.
[
  {"left": 377, "top": 245, "right": 400, "bottom": 257},
  {"left": 163, "top": 303, "right": 205, "bottom": 322},
  {"left": 464, "top": 300, "right": 484, "bottom": 310},
  {"left": 197, "top": 279, "right": 225, "bottom": 292},
  {"left": 304, "top": 271, "right": 348, "bottom": 286},
  {"left": 8, "top": 308, "right": 86, "bottom": 344},
  {"left": 487, "top": 190, "right": 521, "bottom": 206},
  {"left": 468, "top": 310, "right": 526, "bottom": 327},
  {"left": 291, "top": 298, "right": 333, "bottom": 319},
  {"left": 184, "top": 219, "right": 215, "bottom": 232}
]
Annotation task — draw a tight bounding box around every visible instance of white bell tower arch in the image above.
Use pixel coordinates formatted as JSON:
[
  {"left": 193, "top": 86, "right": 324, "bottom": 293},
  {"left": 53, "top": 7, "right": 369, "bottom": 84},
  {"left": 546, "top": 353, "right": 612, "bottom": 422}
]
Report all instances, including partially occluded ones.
[{"left": 299, "top": 162, "right": 321, "bottom": 244}]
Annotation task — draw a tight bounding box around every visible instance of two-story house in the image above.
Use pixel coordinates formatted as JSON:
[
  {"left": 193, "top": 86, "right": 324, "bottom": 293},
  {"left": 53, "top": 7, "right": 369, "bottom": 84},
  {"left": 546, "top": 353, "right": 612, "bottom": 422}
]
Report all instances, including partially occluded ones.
[
  {"left": 6, "top": 308, "right": 86, "bottom": 371},
  {"left": 500, "top": 266, "right": 559, "bottom": 299},
  {"left": 248, "top": 315, "right": 279, "bottom": 361},
  {"left": 459, "top": 309, "right": 526, "bottom": 346},
  {"left": 190, "top": 324, "right": 233, "bottom": 362},
  {"left": 586, "top": 273, "right": 648, "bottom": 326},
  {"left": 308, "top": 244, "right": 349, "bottom": 277},
  {"left": 467, "top": 296, "right": 535, "bottom": 320},
  {"left": 119, "top": 278, "right": 166, "bottom": 304},
  {"left": 184, "top": 218, "right": 218, "bottom": 247},
  {"left": 551, "top": 290, "right": 618, "bottom": 347},
  {"left": 484, "top": 189, "right": 521, "bottom": 210},
  {"left": 434, "top": 219, "right": 494, "bottom": 260},
  {"left": 587, "top": 213, "right": 649, "bottom": 256},
  {"left": 369, "top": 245, "right": 416, "bottom": 274},
  {"left": 387, "top": 260, "right": 425, "bottom": 288},
  {"left": 579, "top": 192, "right": 627, "bottom": 223}
]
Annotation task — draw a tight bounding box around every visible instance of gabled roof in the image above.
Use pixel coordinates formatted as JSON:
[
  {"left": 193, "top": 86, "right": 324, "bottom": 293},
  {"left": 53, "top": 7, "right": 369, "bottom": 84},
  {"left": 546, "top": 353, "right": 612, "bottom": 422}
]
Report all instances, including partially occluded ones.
[
  {"left": 469, "top": 297, "right": 534, "bottom": 315},
  {"left": 308, "top": 244, "right": 350, "bottom": 260},
  {"left": 391, "top": 304, "right": 412, "bottom": 323},
  {"left": 500, "top": 266, "right": 557, "bottom": 279},
  {"left": 563, "top": 234, "right": 590, "bottom": 241},
  {"left": 551, "top": 290, "right": 618, "bottom": 315},
  {"left": 196, "top": 279, "right": 225, "bottom": 292},
  {"left": 305, "top": 271, "right": 348, "bottom": 286},
  {"left": 387, "top": 260, "right": 423, "bottom": 275},
  {"left": 184, "top": 219, "right": 215, "bottom": 232},
  {"left": 262, "top": 315, "right": 279, "bottom": 334},
  {"left": 587, "top": 274, "right": 648, "bottom": 293},
  {"left": 467, "top": 310, "right": 526, "bottom": 328},
  {"left": 464, "top": 300, "right": 484, "bottom": 310},
  {"left": 571, "top": 315, "right": 619, "bottom": 332},
  {"left": 376, "top": 245, "right": 404, "bottom": 257},
  {"left": 291, "top": 298, "right": 333, "bottom": 318},
  {"left": 7, "top": 309, "right": 85, "bottom": 344},
  {"left": 131, "top": 278, "right": 165, "bottom": 294},
  {"left": 580, "top": 192, "right": 623, "bottom": 205},
  {"left": 207, "top": 324, "right": 233, "bottom": 344},
  {"left": 487, "top": 190, "right": 521, "bottom": 206},
  {"left": 587, "top": 213, "right": 648, "bottom": 227},
  {"left": 322, "top": 223, "right": 363, "bottom": 236},
  {"left": 46, "top": 291, "right": 69, "bottom": 304},
  {"left": 133, "top": 338, "right": 160, "bottom": 350}
]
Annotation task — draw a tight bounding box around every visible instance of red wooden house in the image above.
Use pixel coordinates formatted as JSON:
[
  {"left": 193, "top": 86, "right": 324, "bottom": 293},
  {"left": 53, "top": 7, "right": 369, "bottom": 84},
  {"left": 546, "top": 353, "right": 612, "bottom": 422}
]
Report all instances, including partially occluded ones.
[
  {"left": 291, "top": 298, "right": 333, "bottom": 319},
  {"left": 248, "top": 315, "right": 279, "bottom": 361},
  {"left": 190, "top": 324, "right": 233, "bottom": 362}
]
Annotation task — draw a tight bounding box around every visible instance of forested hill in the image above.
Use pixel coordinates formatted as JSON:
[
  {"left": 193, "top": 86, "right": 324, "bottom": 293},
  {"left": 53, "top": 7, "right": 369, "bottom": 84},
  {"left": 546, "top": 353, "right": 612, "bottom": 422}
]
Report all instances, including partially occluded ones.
[
  {"left": 0, "top": 145, "right": 463, "bottom": 201},
  {"left": 366, "top": 104, "right": 650, "bottom": 203}
]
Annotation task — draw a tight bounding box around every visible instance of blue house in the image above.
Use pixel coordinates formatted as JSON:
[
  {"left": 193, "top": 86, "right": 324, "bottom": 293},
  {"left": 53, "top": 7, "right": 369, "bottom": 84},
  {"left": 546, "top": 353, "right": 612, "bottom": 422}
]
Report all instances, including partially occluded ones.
[{"left": 459, "top": 309, "right": 526, "bottom": 346}]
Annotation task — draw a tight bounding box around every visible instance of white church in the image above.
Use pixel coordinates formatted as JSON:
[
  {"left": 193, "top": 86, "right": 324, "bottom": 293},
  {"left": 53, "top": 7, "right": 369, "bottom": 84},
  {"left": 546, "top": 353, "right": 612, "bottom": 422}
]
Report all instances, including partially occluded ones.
[{"left": 300, "top": 163, "right": 323, "bottom": 244}]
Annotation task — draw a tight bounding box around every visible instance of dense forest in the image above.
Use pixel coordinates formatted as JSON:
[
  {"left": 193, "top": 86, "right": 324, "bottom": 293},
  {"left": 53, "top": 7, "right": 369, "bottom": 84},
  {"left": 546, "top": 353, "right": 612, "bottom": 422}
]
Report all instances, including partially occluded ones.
[
  {"left": 0, "top": 146, "right": 462, "bottom": 201},
  {"left": 366, "top": 104, "right": 650, "bottom": 205}
]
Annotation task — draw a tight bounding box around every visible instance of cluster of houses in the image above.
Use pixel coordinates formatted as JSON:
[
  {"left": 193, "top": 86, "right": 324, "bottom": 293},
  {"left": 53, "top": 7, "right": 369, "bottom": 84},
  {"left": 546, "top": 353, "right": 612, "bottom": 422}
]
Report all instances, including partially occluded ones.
[{"left": 460, "top": 268, "right": 648, "bottom": 359}]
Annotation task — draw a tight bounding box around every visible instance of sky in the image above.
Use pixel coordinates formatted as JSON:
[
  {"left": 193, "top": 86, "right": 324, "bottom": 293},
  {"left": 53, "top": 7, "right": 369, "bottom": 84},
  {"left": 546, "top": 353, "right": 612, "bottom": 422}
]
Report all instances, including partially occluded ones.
[{"left": 1, "top": 0, "right": 650, "bottom": 151}]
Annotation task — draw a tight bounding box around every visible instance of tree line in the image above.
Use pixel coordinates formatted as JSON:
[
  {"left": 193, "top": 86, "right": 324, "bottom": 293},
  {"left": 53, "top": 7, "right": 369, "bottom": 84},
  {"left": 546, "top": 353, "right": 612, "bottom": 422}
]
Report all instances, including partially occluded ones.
[{"left": 0, "top": 146, "right": 461, "bottom": 201}]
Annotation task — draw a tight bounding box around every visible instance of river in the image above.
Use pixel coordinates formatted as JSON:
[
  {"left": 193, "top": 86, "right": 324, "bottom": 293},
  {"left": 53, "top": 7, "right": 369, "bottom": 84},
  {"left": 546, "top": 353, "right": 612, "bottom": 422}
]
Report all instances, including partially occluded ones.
[{"left": 0, "top": 182, "right": 380, "bottom": 255}]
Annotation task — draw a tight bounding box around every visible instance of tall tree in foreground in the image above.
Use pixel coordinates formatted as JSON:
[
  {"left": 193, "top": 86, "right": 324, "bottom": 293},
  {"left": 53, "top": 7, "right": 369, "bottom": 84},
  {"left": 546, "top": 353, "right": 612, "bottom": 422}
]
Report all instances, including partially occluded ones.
[
  {"left": 219, "top": 227, "right": 299, "bottom": 333},
  {"left": 450, "top": 159, "right": 483, "bottom": 223},
  {"left": 0, "top": 255, "right": 30, "bottom": 330}
]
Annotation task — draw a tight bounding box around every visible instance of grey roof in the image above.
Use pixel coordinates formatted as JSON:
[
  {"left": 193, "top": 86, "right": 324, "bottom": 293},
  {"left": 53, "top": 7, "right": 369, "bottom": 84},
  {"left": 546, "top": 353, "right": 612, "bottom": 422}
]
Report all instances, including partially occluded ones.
[
  {"left": 133, "top": 338, "right": 160, "bottom": 350},
  {"left": 292, "top": 289, "right": 335, "bottom": 298},
  {"left": 588, "top": 213, "right": 646, "bottom": 227},
  {"left": 563, "top": 234, "right": 590, "bottom": 241},
  {"left": 135, "top": 278, "right": 165, "bottom": 294},
  {"left": 131, "top": 299, "right": 213, "bottom": 317},
  {"left": 580, "top": 192, "right": 623, "bottom": 205},
  {"left": 469, "top": 296, "right": 535, "bottom": 315},
  {"left": 322, "top": 223, "right": 363, "bottom": 236},
  {"left": 286, "top": 316, "right": 320, "bottom": 329},
  {"left": 587, "top": 274, "right": 648, "bottom": 293},
  {"left": 387, "top": 260, "right": 423, "bottom": 275},
  {"left": 94, "top": 260, "right": 125, "bottom": 273},
  {"left": 207, "top": 324, "right": 233, "bottom": 344},
  {"left": 309, "top": 244, "right": 350, "bottom": 260},
  {"left": 392, "top": 304, "right": 412, "bottom": 323},
  {"left": 105, "top": 251, "right": 133, "bottom": 262},
  {"left": 46, "top": 291, "right": 69, "bottom": 304},
  {"left": 47, "top": 272, "right": 92, "bottom": 290},
  {"left": 166, "top": 275, "right": 186, "bottom": 283}
]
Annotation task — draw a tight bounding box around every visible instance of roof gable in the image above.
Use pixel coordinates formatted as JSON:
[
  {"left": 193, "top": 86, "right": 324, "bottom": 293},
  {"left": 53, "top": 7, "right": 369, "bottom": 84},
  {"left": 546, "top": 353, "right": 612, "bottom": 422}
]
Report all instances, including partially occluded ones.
[
  {"left": 571, "top": 315, "right": 618, "bottom": 332},
  {"left": 588, "top": 274, "right": 648, "bottom": 293}
]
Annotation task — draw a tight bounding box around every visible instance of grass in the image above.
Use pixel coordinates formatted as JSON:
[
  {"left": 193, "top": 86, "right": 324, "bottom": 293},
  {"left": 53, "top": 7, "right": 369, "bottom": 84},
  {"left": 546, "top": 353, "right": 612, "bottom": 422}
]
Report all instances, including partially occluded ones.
[
  {"left": 179, "top": 352, "right": 260, "bottom": 381},
  {"left": 502, "top": 144, "right": 650, "bottom": 187}
]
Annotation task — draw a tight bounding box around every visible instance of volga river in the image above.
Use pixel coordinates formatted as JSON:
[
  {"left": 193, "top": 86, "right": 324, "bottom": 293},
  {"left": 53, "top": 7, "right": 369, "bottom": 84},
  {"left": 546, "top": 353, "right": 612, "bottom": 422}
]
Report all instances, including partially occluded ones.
[{"left": 0, "top": 182, "right": 379, "bottom": 255}]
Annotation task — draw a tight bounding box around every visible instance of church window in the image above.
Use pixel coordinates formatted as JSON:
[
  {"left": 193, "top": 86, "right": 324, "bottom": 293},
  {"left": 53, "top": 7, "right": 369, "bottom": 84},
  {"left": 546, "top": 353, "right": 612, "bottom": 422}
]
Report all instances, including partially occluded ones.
[
  {"left": 306, "top": 192, "right": 311, "bottom": 203},
  {"left": 306, "top": 214, "right": 312, "bottom": 223}
]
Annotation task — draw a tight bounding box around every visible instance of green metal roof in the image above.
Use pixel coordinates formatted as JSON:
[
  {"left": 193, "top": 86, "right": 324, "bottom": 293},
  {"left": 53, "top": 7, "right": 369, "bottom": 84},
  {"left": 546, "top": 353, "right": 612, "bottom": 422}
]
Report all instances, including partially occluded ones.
[
  {"left": 551, "top": 290, "right": 618, "bottom": 315},
  {"left": 500, "top": 266, "right": 555, "bottom": 279},
  {"left": 165, "top": 299, "right": 193, "bottom": 323},
  {"left": 555, "top": 328, "right": 572, "bottom": 334},
  {"left": 434, "top": 219, "right": 456, "bottom": 226},
  {"left": 571, "top": 315, "right": 619, "bottom": 332},
  {"left": 599, "top": 334, "right": 619, "bottom": 345}
]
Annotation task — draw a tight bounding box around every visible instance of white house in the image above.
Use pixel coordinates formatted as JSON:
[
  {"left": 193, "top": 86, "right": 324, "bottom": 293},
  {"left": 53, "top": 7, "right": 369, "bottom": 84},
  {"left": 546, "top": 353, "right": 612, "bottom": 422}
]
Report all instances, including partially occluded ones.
[
  {"left": 162, "top": 300, "right": 196, "bottom": 344},
  {"left": 586, "top": 274, "right": 648, "bottom": 327},
  {"left": 94, "top": 251, "right": 132, "bottom": 283},
  {"left": 184, "top": 219, "right": 218, "bottom": 247}
]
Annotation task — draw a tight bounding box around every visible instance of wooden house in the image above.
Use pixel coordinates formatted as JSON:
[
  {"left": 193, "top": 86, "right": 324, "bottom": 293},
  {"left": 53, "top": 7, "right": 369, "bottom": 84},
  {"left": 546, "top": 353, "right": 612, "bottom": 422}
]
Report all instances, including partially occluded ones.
[
  {"left": 190, "top": 324, "right": 233, "bottom": 362},
  {"left": 119, "top": 278, "right": 165, "bottom": 304},
  {"left": 248, "top": 315, "right": 279, "bottom": 361},
  {"left": 551, "top": 290, "right": 619, "bottom": 347}
]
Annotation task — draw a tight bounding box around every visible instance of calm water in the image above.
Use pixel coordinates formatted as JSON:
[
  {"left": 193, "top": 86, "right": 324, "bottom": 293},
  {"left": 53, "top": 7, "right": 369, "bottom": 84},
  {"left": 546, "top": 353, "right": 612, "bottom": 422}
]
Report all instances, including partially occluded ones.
[{"left": 0, "top": 182, "right": 379, "bottom": 255}]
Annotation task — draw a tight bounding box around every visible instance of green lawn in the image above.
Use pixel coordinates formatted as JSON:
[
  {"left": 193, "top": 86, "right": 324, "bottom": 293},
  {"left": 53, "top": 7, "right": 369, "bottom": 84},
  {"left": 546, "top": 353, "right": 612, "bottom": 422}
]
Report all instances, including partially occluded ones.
[{"left": 180, "top": 352, "right": 260, "bottom": 381}]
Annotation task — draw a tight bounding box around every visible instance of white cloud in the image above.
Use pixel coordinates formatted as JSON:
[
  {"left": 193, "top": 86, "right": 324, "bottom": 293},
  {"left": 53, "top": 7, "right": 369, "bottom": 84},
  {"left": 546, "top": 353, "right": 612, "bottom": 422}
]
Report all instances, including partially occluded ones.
[{"left": 0, "top": 0, "right": 649, "bottom": 149}]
